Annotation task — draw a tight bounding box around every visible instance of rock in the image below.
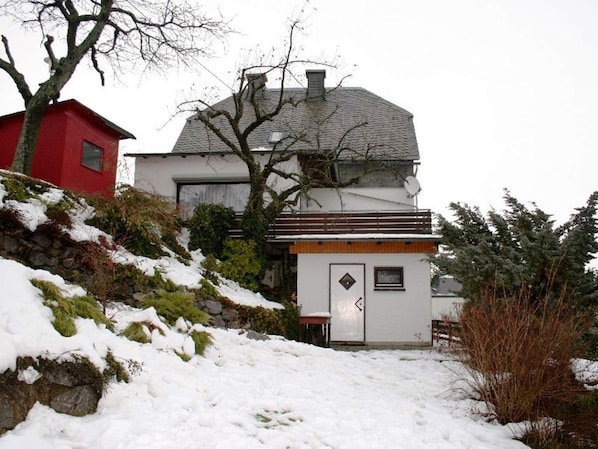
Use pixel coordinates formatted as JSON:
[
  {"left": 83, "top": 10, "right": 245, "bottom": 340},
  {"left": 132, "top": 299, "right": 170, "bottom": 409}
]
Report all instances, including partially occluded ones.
[
  {"left": 205, "top": 299, "right": 223, "bottom": 315},
  {"left": 31, "top": 233, "right": 52, "bottom": 249},
  {"left": 0, "top": 401, "right": 14, "bottom": 432},
  {"left": 222, "top": 308, "right": 239, "bottom": 322},
  {"left": 50, "top": 385, "right": 99, "bottom": 416},
  {"left": 247, "top": 330, "right": 270, "bottom": 341},
  {"left": 212, "top": 316, "right": 226, "bottom": 328},
  {"left": 0, "top": 235, "right": 19, "bottom": 253},
  {"left": 0, "top": 357, "right": 105, "bottom": 435},
  {"left": 43, "top": 364, "right": 80, "bottom": 387},
  {"left": 30, "top": 252, "right": 57, "bottom": 268},
  {"left": 0, "top": 373, "right": 37, "bottom": 433}
]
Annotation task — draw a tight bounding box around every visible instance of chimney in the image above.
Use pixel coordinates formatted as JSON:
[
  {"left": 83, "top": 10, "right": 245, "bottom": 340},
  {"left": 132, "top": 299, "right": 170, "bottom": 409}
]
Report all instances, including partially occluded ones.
[
  {"left": 245, "top": 73, "right": 267, "bottom": 98},
  {"left": 306, "top": 70, "right": 326, "bottom": 100}
]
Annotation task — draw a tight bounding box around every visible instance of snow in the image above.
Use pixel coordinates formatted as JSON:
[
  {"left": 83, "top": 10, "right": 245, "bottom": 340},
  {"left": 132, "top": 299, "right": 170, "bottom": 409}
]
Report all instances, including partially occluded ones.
[
  {"left": 1, "top": 175, "right": 596, "bottom": 448},
  {"left": 0, "top": 256, "right": 535, "bottom": 449}
]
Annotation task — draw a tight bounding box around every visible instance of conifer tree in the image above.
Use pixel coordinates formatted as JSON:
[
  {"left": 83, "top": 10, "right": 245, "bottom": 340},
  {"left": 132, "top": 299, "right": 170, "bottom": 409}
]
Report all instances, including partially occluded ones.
[{"left": 434, "top": 190, "right": 598, "bottom": 308}]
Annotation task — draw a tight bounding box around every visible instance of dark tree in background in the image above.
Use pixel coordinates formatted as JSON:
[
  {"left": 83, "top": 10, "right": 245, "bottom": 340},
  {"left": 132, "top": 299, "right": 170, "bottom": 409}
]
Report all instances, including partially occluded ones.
[
  {"left": 434, "top": 190, "right": 598, "bottom": 308},
  {"left": 0, "top": 0, "right": 229, "bottom": 175}
]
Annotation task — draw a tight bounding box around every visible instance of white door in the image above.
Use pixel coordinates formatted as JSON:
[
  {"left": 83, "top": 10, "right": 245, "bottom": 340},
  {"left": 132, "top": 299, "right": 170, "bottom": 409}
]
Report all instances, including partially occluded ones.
[{"left": 330, "top": 264, "right": 365, "bottom": 342}]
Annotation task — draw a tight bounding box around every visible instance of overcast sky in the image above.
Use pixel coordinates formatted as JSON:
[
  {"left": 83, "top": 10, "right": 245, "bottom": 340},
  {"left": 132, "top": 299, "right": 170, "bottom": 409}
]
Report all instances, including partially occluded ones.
[{"left": 1, "top": 0, "right": 597, "bottom": 226}]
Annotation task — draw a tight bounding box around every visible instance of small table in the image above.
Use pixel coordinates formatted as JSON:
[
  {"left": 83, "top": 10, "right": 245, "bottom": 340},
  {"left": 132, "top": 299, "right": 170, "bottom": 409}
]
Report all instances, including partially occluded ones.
[{"left": 299, "top": 314, "right": 331, "bottom": 347}]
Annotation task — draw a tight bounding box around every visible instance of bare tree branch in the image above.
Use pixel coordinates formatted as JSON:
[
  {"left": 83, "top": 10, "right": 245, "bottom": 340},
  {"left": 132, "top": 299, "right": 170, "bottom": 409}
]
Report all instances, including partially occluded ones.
[
  {"left": 0, "top": 35, "right": 33, "bottom": 104},
  {"left": 0, "top": 0, "right": 231, "bottom": 174}
]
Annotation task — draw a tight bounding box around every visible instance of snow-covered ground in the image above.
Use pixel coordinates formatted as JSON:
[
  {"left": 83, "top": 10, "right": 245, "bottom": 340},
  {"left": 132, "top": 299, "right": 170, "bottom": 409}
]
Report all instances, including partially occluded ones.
[
  {"left": 0, "top": 256, "right": 531, "bottom": 449},
  {"left": 1, "top": 173, "right": 596, "bottom": 448}
]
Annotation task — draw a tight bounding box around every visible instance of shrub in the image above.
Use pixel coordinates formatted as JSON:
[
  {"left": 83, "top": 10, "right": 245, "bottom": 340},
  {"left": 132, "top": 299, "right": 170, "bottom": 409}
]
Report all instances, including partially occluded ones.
[
  {"left": 32, "top": 279, "right": 113, "bottom": 336},
  {"left": 85, "top": 185, "right": 189, "bottom": 260},
  {"left": 237, "top": 305, "right": 283, "bottom": 336},
  {"left": 44, "top": 199, "right": 74, "bottom": 228},
  {"left": 456, "top": 287, "right": 591, "bottom": 424},
  {"left": 187, "top": 203, "right": 235, "bottom": 259},
  {"left": 140, "top": 290, "right": 210, "bottom": 326},
  {"left": 200, "top": 254, "right": 220, "bottom": 285},
  {"left": 190, "top": 330, "right": 212, "bottom": 355},
  {"left": 236, "top": 301, "right": 300, "bottom": 339},
  {"left": 1, "top": 174, "right": 48, "bottom": 202},
  {"left": 103, "top": 352, "right": 132, "bottom": 383},
  {"left": 279, "top": 300, "right": 301, "bottom": 341},
  {"left": 199, "top": 278, "right": 219, "bottom": 297},
  {"left": 519, "top": 390, "right": 598, "bottom": 449},
  {"left": 121, "top": 321, "right": 152, "bottom": 344},
  {"left": 218, "top": 239, "right": 266, "bottom": 291}
]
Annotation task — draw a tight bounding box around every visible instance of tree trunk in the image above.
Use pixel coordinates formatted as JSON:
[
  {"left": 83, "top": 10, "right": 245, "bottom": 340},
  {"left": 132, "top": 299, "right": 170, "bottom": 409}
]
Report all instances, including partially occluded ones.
[
  {"left": 241, "top": 186, "right": 269, "bottom": 243},
  {"left": 10, "top": 95, "right": 51, "bottom": 175}
]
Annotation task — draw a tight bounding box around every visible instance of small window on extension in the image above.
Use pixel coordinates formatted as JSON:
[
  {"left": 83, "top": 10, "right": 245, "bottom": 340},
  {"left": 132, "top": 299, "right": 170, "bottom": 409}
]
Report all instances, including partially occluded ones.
[
  {"left": 82, "top": 141, "right": 103, "bottom": 172},
  {"left": 374, "top": 266, "right": 405, "bottom": 291}
]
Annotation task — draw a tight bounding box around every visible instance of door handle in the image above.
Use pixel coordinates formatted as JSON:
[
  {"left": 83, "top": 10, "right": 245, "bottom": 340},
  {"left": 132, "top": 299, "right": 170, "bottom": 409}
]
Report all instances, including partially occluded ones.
[{"left": 354, "top": 297, "right": 363, "bottom": 311}]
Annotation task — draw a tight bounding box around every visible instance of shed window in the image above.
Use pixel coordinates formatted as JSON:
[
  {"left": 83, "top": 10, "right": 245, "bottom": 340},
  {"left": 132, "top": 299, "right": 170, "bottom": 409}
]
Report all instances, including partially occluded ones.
[
  {"left": 374, "top": 266, "right": 404, "bottom": 290},
  {"left": 82, "top": 141, "right": 103, "bottom": 172}
]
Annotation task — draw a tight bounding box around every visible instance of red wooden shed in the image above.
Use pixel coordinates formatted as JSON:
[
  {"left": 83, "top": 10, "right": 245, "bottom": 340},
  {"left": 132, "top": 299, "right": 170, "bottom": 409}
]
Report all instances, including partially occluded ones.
[{"left": 0, "top": 99, "right": 135, "bottom": 196}]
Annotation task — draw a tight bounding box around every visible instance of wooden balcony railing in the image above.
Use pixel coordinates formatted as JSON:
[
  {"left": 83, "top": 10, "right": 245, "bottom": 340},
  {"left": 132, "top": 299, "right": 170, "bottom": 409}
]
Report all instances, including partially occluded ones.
[{"left": 230, "top": 210, "right": 433, "bottom": 240}]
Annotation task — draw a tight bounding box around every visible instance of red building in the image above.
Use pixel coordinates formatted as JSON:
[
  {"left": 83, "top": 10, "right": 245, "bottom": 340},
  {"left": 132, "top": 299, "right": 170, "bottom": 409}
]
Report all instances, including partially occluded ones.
[{"left": 0, "top": 99, "right": 135, "bottom": 196}]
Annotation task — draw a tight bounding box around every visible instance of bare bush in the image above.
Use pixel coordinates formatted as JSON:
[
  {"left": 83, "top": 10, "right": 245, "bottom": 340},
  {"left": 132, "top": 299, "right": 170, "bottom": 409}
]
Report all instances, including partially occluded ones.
[{"left": 457, "top": 287, "right": 590, "bottom": 423}]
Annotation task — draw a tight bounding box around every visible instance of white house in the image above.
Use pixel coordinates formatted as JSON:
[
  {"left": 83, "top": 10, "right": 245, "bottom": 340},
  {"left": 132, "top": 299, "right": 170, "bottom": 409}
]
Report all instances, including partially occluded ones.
[{"left": 129, "top": 70, "right": 440, "bottom": 346}]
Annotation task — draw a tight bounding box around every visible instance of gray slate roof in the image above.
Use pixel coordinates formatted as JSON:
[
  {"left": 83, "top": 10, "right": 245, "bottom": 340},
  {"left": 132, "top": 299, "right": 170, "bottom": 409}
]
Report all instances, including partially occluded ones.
[{"left": 171, "top": 87, "right": 419, "bottom": 161}]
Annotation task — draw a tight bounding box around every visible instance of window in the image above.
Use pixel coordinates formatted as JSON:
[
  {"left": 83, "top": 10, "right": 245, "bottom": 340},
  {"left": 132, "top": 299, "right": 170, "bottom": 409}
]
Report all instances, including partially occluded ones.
[
  {"left": 268, "top": 131, "right": 285, "bottom": 144},
  {"left": 178, "top": 182, "right": 250, "bottom": 220},
  {"left": 82, "top": 141, "right": 103, "bottom": 172},
  {"left": 336, "top": 161, "right": 414, "bottom": 187},
  {"left": 298, "top": 153, "right": 337, "bottom": 186},
  {"left": 374, "top": 266, "right": 404, "bottom": 290}
]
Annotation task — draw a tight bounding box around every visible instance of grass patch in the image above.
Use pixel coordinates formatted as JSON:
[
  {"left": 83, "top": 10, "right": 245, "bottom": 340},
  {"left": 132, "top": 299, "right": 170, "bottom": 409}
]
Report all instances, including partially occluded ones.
[
  {"left": 32, "top": 279, "right": 113, "bottom": 337},
  {"left": 103, "top": 351, "right": 131, "bottom": 383},
  {"left": 45, "top": 201, "right": 73, "bottom": 228},
  {"left": 120, "top": 321, "right": 152, "bottom": 344},
  {"left": 190, "top": 330, "right": 212, "bottom": 355},
  {"left": 1, "top": 175, "right": 49, "bottom": 203},
  {"left": 140, "top": 290, "right": 210, "bottom": 327}
]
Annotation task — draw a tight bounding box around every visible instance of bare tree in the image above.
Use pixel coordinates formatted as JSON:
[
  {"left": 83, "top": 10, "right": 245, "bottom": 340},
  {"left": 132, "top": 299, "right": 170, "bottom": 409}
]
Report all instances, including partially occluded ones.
[
  {"left": 0, "top": 0, "right": 229, "bottom": 174},
  {"left": 188, "top": 20, "right": 414, "bottom": 244}
]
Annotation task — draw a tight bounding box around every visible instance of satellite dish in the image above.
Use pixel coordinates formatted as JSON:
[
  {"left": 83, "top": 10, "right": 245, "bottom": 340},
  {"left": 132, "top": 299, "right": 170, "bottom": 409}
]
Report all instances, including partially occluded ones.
[{"left": 404, "top": 176, "right": 422, "bottom": 197}]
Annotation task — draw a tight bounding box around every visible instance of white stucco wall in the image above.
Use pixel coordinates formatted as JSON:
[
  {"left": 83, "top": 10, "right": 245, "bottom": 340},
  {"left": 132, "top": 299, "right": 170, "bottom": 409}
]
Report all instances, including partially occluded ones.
[
  {"left": 133, "top": 153, "right": 300, "bottom": 202},
  {"left": 302, "top": 187, "right": 415, "bottom": 211},
  {"left": 297, "top": 252, "right": 432, "bottom": 345},
  {"left": 431, "top": 296, "right": 465, "bottom": 321},
  {"left": 133, "top": 154, "right": 416, "bottom": 213}
]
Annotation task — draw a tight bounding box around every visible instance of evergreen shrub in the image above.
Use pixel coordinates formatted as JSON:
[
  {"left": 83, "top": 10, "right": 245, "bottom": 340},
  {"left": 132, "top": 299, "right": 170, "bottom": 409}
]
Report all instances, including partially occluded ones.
[
  {"left": 32, "top": 279, "right": 113, "bottom": 336},
  {"left": 140, "top": 290, "right": 210, "bottom": 326},
  {"left": 85, "top": 185, "right": 189, "bottom": 261},
  {"left": 218, "top": 239, "right": 266, "bottom": 291},
  {"left": 187, "top": 203, "right": 235, "bottom": 259}
]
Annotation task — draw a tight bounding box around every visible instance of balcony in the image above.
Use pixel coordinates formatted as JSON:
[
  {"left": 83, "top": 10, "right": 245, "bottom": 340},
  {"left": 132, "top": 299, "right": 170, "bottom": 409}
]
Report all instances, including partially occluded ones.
[{"left": 230, "top": 210, "right": 433, "bottom": 241}]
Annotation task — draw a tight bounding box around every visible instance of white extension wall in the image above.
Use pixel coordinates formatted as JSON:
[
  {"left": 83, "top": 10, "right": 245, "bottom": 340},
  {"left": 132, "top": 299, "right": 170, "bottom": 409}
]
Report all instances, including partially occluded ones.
[{"left": 297, "top": 252, "right": 432, "bottom": 345}]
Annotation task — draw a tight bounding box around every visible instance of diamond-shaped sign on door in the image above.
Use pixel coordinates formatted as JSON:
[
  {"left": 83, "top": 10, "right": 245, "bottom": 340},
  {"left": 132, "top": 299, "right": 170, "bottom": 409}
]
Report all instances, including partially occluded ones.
[{"left": 339, "top": 272, "right": 356, "bottom": 290}]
